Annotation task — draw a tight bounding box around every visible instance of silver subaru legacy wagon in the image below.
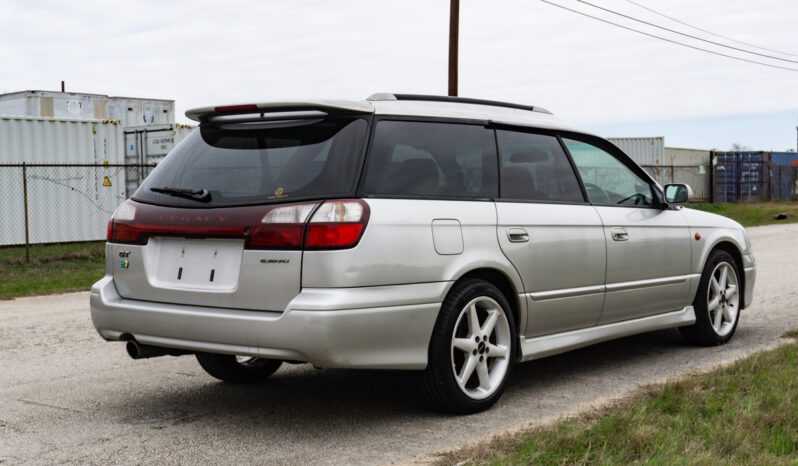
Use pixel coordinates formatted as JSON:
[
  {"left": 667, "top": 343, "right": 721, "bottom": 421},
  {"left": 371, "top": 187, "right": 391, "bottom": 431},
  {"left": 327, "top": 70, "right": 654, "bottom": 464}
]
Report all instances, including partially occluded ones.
[{"left": 91, "top": 93, "right": 755, "bottom": 413}]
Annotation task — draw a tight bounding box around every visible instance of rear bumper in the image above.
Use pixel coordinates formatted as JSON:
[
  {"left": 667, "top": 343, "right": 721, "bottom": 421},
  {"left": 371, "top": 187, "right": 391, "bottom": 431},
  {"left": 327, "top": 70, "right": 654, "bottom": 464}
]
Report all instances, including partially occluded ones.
[{"left": 90, "top": 276, "right": 448, "bottom": 369}]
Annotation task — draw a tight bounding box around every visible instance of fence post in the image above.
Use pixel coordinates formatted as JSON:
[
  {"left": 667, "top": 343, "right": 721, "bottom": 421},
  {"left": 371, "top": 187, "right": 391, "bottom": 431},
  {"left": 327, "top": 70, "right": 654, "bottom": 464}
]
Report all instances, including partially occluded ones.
[
  {"left": 709, "top": 152, "right": 714, "bottom": 203},
  {"left": 766, "top": 153, "right": 772, "bottom": 202},
  {"left": 778, "top": 165, "right": 783, "bottom": 201},
  {"left": 22, "top": 162, "right": 30, "bottom": 263},
  {"left": 794, "top": 166, "right": 798, "bottom": 201},
  {"left": 737, "top": 158, "right": 742, "bottom": 202}
]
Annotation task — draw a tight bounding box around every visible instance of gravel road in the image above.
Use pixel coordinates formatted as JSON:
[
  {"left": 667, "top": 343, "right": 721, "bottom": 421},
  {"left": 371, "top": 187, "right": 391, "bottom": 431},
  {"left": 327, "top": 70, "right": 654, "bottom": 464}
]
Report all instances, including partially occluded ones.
[{"left": 1, "top": 223, "right": 796, "bottom": 464}]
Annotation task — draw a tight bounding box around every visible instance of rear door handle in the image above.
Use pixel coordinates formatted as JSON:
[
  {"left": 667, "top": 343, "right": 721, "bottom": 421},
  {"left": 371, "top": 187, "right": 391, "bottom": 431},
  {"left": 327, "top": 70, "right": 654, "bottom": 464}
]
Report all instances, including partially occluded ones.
[
  {"left": 507, "top": 227, "right": 530, "bottom": 242},
  {"left": 610, "top": 227, "right": 629, "bottom": 242}
]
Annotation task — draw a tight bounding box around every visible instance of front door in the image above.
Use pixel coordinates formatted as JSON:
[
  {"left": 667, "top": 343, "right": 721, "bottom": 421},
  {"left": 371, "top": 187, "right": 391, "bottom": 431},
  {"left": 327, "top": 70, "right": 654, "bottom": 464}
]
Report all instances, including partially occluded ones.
[{"left": 563, "top": 137, "right": 692, "bottom": 324}]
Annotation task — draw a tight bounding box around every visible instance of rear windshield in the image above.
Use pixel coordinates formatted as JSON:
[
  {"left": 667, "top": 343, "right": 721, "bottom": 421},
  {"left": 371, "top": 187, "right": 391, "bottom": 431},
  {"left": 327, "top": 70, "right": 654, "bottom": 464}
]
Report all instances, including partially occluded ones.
[{"left": 133, "top": 116, "right": 368, "bottom": 207}]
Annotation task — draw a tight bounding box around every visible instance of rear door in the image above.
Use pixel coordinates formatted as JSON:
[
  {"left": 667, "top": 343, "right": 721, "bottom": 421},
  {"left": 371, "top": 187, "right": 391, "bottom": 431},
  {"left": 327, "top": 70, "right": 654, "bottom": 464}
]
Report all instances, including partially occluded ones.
[
  {"left": 563, "top": 137, "right": 691, "bottom": 324},
  {"left": 494, "top": 130, "right": 606, "bottom": 337}
]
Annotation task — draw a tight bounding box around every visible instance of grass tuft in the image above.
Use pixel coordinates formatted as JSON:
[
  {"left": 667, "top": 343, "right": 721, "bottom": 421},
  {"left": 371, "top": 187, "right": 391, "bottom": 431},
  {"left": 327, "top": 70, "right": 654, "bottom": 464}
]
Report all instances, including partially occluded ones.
[{"left": 688, "top": 202, "right": 798, "bottom": 227}]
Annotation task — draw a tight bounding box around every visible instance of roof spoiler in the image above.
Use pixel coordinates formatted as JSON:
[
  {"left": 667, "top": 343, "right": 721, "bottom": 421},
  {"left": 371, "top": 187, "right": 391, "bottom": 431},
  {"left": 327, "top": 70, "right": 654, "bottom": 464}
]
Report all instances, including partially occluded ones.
[{"left": 185, "top": 100, "right": 374, "bottom": 122}]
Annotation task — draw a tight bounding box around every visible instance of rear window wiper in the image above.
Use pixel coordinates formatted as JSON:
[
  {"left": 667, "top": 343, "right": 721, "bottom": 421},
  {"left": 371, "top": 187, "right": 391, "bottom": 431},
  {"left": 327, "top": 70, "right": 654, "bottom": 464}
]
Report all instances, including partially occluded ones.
[{"left": 150, "top": 187, "right": 212, "bottom": 203}]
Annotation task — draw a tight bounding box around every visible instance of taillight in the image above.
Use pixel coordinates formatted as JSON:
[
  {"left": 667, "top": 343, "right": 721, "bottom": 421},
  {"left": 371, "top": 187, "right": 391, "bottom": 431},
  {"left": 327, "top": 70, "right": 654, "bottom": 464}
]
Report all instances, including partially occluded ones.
[
  {"left": 250, "top": 203, "right": 317, "bottom": 248},
  {"left": 304, "top": 200, "right": 369, "bottom": 249},
  {"left": 107, "top": 201, "right": 144, "bottom": 244},
  {"left": 106, "top": 199, "right": 368, "bottom": 250}
]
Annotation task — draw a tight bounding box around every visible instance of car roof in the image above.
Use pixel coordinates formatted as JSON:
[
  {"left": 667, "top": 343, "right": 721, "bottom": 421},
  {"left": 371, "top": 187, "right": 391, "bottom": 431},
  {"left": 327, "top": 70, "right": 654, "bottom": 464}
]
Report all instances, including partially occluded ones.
[{"left": 185, "top": 93, "right": 591, "bottom": 135}]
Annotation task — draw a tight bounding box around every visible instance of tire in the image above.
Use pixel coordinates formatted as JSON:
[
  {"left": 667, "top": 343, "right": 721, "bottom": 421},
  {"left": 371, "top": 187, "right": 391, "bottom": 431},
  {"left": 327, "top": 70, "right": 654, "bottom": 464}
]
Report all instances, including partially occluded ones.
[
  {"left": 680, "top": 249, "right": 741, "bottom": 346},
  {"left": 195, "top": 353, "right": 282, "bottom": 383},
  {"left": 422, "top": 279, "right": 516, "bottom": 414}
]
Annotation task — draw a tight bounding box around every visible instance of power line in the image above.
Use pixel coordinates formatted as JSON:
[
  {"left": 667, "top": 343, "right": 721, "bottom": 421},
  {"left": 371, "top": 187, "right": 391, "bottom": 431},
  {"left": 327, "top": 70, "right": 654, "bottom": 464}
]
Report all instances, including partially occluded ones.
[
  {"left": 575, "top": 0, "right": 798, "bottom": 64},
  {"left": 624, "top": 0, "right": 798, "bottom": 58},
  {"left": 540, "top": 0, "right": 798, "bottom": 72}
]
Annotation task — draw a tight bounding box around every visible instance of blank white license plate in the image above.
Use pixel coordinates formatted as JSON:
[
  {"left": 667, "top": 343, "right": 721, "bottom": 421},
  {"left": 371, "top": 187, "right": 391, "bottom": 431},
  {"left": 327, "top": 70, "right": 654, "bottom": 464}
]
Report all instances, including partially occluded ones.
[{"left": 149, "top": 237, "right": 244, "bottom": 291}]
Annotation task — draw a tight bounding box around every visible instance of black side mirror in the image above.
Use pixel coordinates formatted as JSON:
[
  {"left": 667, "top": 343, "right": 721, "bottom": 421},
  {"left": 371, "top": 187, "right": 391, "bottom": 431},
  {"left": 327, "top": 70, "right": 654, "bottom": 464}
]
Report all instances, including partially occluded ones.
[{"left": 664, "top": 184, "right": 692, "bottom": 204}]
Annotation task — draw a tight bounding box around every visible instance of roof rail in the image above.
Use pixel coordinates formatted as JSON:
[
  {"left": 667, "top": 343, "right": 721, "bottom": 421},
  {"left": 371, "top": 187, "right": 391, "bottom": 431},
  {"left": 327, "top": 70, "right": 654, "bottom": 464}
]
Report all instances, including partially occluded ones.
[{"left": 366, "top": 93, "right": 552, "bottom": 115}]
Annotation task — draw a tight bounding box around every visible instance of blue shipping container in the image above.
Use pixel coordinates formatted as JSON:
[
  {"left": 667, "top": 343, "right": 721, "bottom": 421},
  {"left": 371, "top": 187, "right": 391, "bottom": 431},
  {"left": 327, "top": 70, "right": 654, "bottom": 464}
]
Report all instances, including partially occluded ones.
[
  {"left": 771, "top": 152, "right": 798, "bottom": 166},
  {"left": 713, "top": 151, "right": 769, "bottom": 202}
]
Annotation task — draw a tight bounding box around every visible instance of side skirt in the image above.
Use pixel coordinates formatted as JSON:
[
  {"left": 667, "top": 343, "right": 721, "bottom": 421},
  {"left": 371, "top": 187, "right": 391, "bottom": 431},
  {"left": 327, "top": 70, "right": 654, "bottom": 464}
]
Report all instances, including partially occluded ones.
[{"left": 519, "top": 306, "right": 696, "bottom": 362}]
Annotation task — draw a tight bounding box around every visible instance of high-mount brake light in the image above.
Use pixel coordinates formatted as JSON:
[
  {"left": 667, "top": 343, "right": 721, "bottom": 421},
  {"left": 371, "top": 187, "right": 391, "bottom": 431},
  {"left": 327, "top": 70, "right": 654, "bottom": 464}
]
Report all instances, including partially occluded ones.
[
  {"left": 106, "top": 199, "right": 368, "bottom": 250},
  {"left": 214, "top": 104, "right": 258, "bottom": 113},
  {"left": 304, "top": 200, "right": 370, "bottom": 249}
]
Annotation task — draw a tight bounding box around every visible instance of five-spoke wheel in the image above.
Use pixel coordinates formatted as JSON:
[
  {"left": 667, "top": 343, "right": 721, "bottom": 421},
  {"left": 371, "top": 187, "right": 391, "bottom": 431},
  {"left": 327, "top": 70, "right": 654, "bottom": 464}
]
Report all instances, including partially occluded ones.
[
  {"left": 450, "top": 296, "right": 512, "bottom": 400},
  {"left": 423, "top": 279, "right": 516, "bottom": 414},
  {"left": 681, "top": 249, "right": 741, "bottom": 346},
  {"left": 707, "top": 261, "right": 739, "bottom": 337}
]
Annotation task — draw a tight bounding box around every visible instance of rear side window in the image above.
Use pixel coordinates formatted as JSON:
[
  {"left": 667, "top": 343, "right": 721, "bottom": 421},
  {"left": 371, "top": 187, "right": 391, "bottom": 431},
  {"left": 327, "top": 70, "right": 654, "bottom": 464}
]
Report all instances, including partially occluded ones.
[
  {"left": 134, "top": 117, "right": 368, "bottom": 207},
  {"left": 497, "top": 131, "right": 584, "bottom": 203},
  {"left": 361, "top": 120, "right": 498, "bottom": 199}
]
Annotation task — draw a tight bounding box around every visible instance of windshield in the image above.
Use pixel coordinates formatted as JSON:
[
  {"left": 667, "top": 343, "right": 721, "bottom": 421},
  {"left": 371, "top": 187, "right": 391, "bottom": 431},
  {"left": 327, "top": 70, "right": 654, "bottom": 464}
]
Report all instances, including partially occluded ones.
[{"left": 133, "top": 116, "right": 368, "bottom": 207}]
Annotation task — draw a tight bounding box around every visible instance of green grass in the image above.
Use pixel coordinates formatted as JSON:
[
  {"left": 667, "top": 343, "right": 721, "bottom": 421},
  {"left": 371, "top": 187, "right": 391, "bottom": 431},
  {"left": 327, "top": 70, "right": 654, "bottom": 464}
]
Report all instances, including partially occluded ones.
[
  {"left": 442, "top": 333, "right": 798, "bottom": 465},
  {"left": 0, "top": 242, "right": 105, "bottom": 298},
  {"left": 689, "top": 201, "right": 798, "bottom": 227}
]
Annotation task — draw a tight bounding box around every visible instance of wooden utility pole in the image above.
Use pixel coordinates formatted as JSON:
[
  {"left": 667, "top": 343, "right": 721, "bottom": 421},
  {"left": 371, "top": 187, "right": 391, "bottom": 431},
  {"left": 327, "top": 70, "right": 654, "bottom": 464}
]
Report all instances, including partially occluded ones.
[{"left": 448, "top": 0, "right": 459, "bottom": 96}]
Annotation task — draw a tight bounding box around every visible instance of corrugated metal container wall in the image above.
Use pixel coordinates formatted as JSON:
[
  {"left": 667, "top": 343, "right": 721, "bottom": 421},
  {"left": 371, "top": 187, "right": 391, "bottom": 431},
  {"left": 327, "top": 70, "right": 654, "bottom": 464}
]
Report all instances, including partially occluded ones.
[
  {"left": 771, "top": 152, "right": 798, "bottom": 166},
  {"left": 108, "top": 98, "right": 174, "bottom": 127},
  {"left": 123, "top": 123, "right": 196, "bottom": 196},
  {"left": 663, "top": 147, "right": 711, "bottom": 202},
  {"left": 0, "top": 91, "right": 108, "bottom": 120},
  {"left": 0, "top": 116, "right": 123, "bottom": 164},
  {"left": 664, "top": 147, "right": 711, "bottom": 166},
  {"left": 713, "top": 151, "right": 769, "bottom": 202},
  {"left": 0, "top": 116, "right": 125, "bottom": 245},
  {"left": 607, "top": 137, "right": 665, "bottom": 166}
]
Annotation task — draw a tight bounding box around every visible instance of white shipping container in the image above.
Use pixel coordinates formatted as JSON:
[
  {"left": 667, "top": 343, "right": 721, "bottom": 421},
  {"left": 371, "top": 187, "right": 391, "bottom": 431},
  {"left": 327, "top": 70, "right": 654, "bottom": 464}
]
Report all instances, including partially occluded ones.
[
  {"left": 108, "top": 97, "right": 174, "bottom": 127},
  {"left": 0, "top": 90, "right": 175, "bottom": 128},
  {"left": 124, "top": 124, "right": 195, "bottom": 160},
  {"left": 123, "top": 123, "right": 195, "bottom": 196},
  {"left": 607, "top": 137, "right": 665, "bottom": 166},
  {"left": 662, "top": 147, "right": 711, "bottom": 202},
  {"left": 664, "top": 147, "right": 711, "bottom": 166},
  {"left": 0, "top": 90, "right": 110, "bottom": 120},
  {"left": 0, "top": 116, "right": 126, "bottom": 245},
  {"left": 0, "top": 115, "right": 124, "bottom": 164}
]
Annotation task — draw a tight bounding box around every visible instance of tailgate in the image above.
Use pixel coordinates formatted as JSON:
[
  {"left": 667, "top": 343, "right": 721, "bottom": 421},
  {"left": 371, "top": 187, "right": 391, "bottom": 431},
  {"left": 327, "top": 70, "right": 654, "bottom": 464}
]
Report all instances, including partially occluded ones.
[{"left": 110, "top": 238, "right": 302, "bottom": 312}]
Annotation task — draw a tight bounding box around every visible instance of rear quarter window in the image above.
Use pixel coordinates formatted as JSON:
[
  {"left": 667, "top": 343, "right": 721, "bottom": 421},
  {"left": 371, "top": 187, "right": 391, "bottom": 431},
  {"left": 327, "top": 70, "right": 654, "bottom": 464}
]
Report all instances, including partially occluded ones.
[{"left": 361, "top": 120, "right": 498, "bottom": 199}]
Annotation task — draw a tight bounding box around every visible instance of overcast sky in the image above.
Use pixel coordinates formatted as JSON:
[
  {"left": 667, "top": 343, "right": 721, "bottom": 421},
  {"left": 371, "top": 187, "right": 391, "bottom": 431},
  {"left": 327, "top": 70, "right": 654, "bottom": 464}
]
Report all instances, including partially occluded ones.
[{"left": 1, "top": 0, "right": 797, "bottom": 150}]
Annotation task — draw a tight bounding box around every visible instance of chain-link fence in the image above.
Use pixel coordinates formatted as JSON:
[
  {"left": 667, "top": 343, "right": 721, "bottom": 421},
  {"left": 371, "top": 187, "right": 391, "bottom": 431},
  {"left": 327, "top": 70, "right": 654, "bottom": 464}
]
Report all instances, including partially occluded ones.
[
  {"left": 0, "top": 163, "right": 155, "bottom": 260},
  {"left": 773, "top": 164, "right": 798, "bottom": 201}
]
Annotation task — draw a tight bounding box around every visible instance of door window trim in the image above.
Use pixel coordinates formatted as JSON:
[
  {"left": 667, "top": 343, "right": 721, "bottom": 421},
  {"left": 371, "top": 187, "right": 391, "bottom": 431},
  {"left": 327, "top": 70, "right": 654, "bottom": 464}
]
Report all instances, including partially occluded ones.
[{"left": 557, "top": 131, "right": 666, "bottom": 209}]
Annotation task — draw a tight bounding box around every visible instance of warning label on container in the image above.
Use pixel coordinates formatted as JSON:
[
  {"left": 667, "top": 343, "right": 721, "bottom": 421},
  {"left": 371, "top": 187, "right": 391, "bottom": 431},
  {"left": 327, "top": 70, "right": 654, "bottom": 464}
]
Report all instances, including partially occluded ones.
[{"left": 102, "top": 176, "right": 112, "bottom": 187}]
